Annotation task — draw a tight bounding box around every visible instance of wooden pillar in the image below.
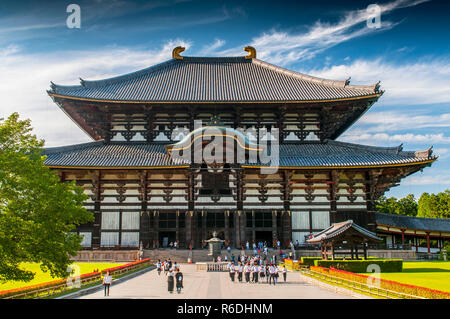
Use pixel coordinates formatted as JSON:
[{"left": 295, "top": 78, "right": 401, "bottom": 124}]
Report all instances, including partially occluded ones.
[
  {"left": 355, "top": 244, "right": 359, "bottom": 260},
  {"left": 91, "top": 170, "right": 101, "bottom": 250},
  {"left": 185, "top": 211, "right": 193, "bottom": 249},
  {"left": 272, "top": 211, "right": 277, "bottom": 246},
  {"left": 401, "top": 230, "right": 405, "bottom": 245},
  {"left": 324, "top": 242, "right": 328, "bottom": 260},
  {"left": 331, "top": 241, "right": 335, "bottom": 260},
  {"left": 363, "top": 242, "right": 367, "bottom": 260},
  {"left": 350, "top": 245, "right": 354, "bottom": 260},
  {"left": 426, "top": 232, "right": 431, "bottom": 254},
  {"left": 154, "top": 211, "right": 159, "bottom": 248},
  {"left": 329, "top": 170, "right": 338, "bottom": 225},
  {"left": 224, "top": 211, "right": 230, "bottom": 243},
  {"left": 175, "top": 210, "right": 180, "bottom": 242}
]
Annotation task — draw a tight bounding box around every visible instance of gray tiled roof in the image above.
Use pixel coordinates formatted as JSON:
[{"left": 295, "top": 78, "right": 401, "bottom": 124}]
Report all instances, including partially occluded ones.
[
  {"left": 48, "top": 56, "right": 380, "bottom": 102},
  {"left": 42, "top": 140, "right": 434, "bottom": 168},
  {"left": 376, "top": 213, "right": 450, "bottom": 233},
  {"left": 307, "top": 220, "right": 382, "bottom": 243}
]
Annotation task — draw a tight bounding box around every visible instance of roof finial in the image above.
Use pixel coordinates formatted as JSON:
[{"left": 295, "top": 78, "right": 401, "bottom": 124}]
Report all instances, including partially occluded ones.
[
  {"left": 172, "top": 46, "right": 185, "bottom": 60},
  {"left": 244, "top": 46, "right": 256, "bottom": 59}
]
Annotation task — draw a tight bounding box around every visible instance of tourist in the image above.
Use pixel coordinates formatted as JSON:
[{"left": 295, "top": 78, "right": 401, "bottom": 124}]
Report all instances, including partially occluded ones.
[
  {"left": 246, "top": 241, "right": 249, "bottom": 250},
  {"left": 231, "top": 254, "right": 235, "bottom": 264},
  {"left": 168, "top": 258, "right": 172, "bottom": 268},
  {"left": 229, "top": 263, "right": 235, "bottom": 282},
  {"left": 282, "top": 265, "right": 287, "bottom": 282},
  {"left": 103, "top": 271, "right": 112, "bottom": 296},
  {"left": 238, "top": 262, "right": 243, "bottom": 282},
  {"left": 224, "top": 255, "right": 228, "bottom": 262},
  {"left": 164, "top": 260, "right": 169, "bottom": 275},
  {"left": 269, "top": 264, "right": 276, "bottom": 285},
  {"left": 244, "top": 263, "right": 250, "bottom": 283},
  {"left": 169, "top": 241, "right": 173, "bottom": 249},
  {"left": 273, "top": 266, "right": 279, "bottom": 285},
  {"left": 253, "top": 264, "right": 259, "bottom": 283},
  {"left": 227, "top": 245, "right": 231, "bottom": 254},
  {"left": 174, "top": 261, "right": 179, "bottom": 270},
  {"left": 167, "top": 268, "right": 175, "bottom": 293},
  {"left": 174, "top": 241, "right": 177, "bottom": 250},
  {"left": 175, "top": 268, "right": 183, "bottom": 294},
  {"left": 157, "top": 260, "right": 162, "bottom": 276},
  {"left": 259, "top": 263, "right": 265, "bottom": 282}
]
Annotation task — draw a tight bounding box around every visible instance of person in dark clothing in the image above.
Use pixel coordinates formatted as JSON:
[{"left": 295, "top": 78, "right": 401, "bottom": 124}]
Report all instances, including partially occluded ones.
[
  {"left": 167, "top": 268, "right": 175, "bottom": 293},
  {"left": 175, "top": 268, "right": 183, "bottom": 294}
]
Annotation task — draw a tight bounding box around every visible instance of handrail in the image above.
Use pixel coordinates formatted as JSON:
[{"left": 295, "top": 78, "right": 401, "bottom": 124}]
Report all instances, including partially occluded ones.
[
  {"left": 0, "top": 259, "right": 152, "bottom": 299},
  {"left": 303, "top": 269, "right": 426, "bottom": 299}
]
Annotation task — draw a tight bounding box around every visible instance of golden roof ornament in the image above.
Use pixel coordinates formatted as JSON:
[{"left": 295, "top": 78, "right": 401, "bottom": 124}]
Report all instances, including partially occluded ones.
[
  {"left": 244, "top": 46, "right": 256, "bottom": 59},
  {"left": 172, "top": 46, "right": 185, "bottom": 60}
]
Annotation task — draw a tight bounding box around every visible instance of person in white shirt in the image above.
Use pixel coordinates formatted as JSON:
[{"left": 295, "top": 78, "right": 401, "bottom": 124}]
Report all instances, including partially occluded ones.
[
  {"left": 157, "top": 260, "right": 162, "bottom": 276},
  {"left": 244, "top": 263, "right": 250, "bottom": 283},
  {"left": 253, "top": 265, "right": 259, "bottom": 283},
  {"left": 103, "top": 271, "right": 112, "bottom": 296},
  {"left": 282, "top": 265, "right": 287, "bottom": 282},
  {"left": 237, "top": 262, "right": 243, "bottom": 282},
  {"left": 269, "top": 265, "right": 275, "bottom": 285},
  {"left": 273, "top": 266, "right": 278, "bottom": 285},
  {"left": 229, "top": 264, "right": 235, "bottom": 282}
]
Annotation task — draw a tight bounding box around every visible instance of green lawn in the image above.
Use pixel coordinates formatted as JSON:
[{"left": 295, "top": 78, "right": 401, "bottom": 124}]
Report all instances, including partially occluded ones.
[
  {"left": 364, "top": 261, "right": 450, "bottom": 293},
  {"left": 0, "top": 262, "right": 125, "bottom": 292}
]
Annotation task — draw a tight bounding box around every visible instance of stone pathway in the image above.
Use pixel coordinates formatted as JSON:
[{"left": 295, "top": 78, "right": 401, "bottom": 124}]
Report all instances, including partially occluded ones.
[{"left": 77, "top": 264, "right": 366, "bottom": 299}]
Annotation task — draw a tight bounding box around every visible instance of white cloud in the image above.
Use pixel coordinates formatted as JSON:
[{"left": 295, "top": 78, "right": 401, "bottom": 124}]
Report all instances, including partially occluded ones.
[
  {"left": 355, "top": 112, "right": 450, "bottom": 132},
  {"left": 209, "top": 0, "right": 429, "bottom": 65},
  {"left": 0, "top": 40, "right": 190, "bottom": 147},
  {"left": 308, "top": 58, "right": 450, "bottom": 104},
  {"left": 340, "top": 132, "right": 450, "bottom": 145},
  {"left": 403, "top": 170, "right": 450, "bottom": 186}
]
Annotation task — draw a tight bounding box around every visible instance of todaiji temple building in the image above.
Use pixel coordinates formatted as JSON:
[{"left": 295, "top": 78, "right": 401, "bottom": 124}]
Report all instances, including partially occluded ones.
[{"left": 44, "top": 46, "right": 445, "bottom": 255}]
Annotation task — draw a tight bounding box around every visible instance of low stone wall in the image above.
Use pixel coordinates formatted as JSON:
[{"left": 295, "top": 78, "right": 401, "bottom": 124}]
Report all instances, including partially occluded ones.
[
  {"left": 72, "top": 250, "right": 139, "bottom": 262},
  {"left": 144, "top": 249, "right": 417, "bottom": 262}
]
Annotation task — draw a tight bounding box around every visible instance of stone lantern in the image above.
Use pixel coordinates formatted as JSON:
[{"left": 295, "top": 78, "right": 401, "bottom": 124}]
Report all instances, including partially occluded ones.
[{"left": 205, "top": 231, "right": 225, "bottom": 262}]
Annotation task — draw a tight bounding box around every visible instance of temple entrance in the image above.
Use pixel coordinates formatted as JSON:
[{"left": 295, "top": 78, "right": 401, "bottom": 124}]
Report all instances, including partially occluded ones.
[
  {"left": 255, "top": 231, "right": 273, "bottom": 247},
  {"left": 159, "top": 231, "right": 176, "bottom": 248}
]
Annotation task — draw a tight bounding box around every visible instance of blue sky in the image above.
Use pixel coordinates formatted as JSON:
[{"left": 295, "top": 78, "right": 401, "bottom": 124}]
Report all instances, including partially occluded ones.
[{"left": 0, "top": 0, "right": 449, "bottom": 199}]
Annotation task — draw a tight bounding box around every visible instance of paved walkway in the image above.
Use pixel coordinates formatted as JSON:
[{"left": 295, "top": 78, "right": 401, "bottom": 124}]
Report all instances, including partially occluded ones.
[{"left": 77, "top": 264, "right": 366, "bottom": 299}]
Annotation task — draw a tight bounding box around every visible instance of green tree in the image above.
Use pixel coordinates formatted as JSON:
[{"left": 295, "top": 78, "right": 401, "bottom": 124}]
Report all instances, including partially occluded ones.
[
  {"left": 375, "top": 194, "right": 418, "bottom": 216},
  {"left": 417, "top": 190, "right": 450, "bottom": 219},
  {"left": 0, "top": 113, "right": 93, "bottom": 282}
]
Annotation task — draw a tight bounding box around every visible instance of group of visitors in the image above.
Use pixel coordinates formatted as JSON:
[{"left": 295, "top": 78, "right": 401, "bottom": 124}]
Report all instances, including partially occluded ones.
[
  {"left": 156, "top": 259, "right": 184, "bottom": 294},
  {"left": 226, "top": 254, "right": 287, "bottom": 285}
]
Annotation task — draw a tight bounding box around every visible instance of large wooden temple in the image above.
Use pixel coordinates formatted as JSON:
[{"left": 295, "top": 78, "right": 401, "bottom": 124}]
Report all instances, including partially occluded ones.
[{"left": 45, "top": 46, "right": 436, "bottom": 250}]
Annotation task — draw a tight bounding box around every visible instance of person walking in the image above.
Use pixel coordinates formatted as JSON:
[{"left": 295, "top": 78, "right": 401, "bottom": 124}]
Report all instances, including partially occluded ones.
[
  {"left": 269, "top": 265, "right": 276, "bottom": 285},
  {"left": 259, "top": 264, "right": 265, "bottom": 283},
  {"left": 103, "top": 271, "right": 112, "bottom": 296},
  {"left": 175, "top": 268, "right": 183, "bottom": 294},
  {"left": 164, "top": 260, "right": 169, "bottom": 275},
  {"left": 167, "top": 268, "right": 175, "bottom": 293},
  {"left": 266, "top": 264, "right": 270, "bottom": 283},
  {"left": 237, "top": 262, "right": 243, "bottom": 282},
  {"left": 229, "top": 263, "right": 236, "bottom": 282},
  {"left": 253, "top": 264, "right": 259, "bottom": 284},
  {"left": 156, "top": 260, "right": 162, "bottom": 276},
  {"left": 282, "top": 265, "right": 287, "bottom": 282},
  {"left": 244, "top": 263, "right": 250, "bottom": 283},
  {"left": 273, "top": 266, "right": 279, "bottom": 285}
]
